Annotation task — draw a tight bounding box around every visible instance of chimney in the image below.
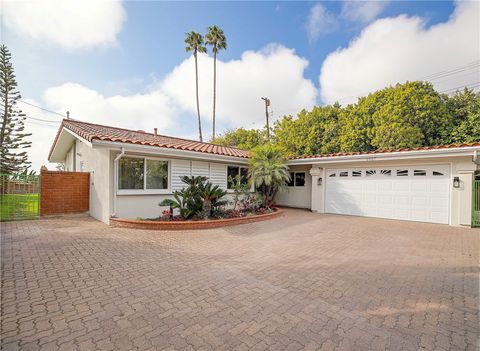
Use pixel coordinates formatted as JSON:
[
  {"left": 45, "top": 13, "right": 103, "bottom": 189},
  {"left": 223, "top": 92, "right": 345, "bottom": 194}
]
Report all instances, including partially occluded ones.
[{"left": 154, "top": 128, "right": 158, "bottom": 136}]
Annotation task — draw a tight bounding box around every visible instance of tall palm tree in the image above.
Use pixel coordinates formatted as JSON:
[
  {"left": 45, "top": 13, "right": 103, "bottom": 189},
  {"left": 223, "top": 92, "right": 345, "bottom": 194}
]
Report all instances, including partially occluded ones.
[
  {"left": 185, "top": 31, "right": 207, "bottom": 142},
  {"left": 205, "top": 26, "right": 227, "bottom": 140}
]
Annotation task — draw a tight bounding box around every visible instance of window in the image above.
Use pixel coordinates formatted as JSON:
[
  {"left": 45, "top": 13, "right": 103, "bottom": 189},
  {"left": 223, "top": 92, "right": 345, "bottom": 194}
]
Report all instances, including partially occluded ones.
[
  {"left": 366, "top": 170, "right": 376, "bottom": 177},
  {"left": 352, "top": 171, "right": 362, "bottom": 177},
  {"left": 433, "top": 171, "right": 444, "bottom": 176},
  {"left": 329, "top": 173, "right": 336, "bottom": 177},
  {"left": 339, "top": 171, "right": 348, "bottom": 177},
  {"left": 414, "top": 170, "right": 426, "bottom": 176},
  {"left": 146, "top": 160, "right": 168, "bottom": 189},
  {"left": 396, "top": 169, "right": 408, "bottom": 177},
  {"left": 288, "top": 172, "right": 306, "bottom": 186},
  {"left": 118, "top": 157, "right": 169, "bottom": 192},
  {"left": 227, "top": 166, "right": 249, "bottom": 189},
  {"left": 380, "top": 169, "right": 391, "bottom": 176},
  {"left": 287, "top": 172, "right": 295, "bottom": 187},
  {"left": 295, "top": 172, "right": 306, "bottom": 186}
]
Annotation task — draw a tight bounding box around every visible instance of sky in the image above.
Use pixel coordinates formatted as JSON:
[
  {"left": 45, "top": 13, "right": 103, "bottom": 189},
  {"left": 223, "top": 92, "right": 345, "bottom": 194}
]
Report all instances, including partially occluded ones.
[{"left": 1, "top": 0, "right": 479, "bottom": 171}]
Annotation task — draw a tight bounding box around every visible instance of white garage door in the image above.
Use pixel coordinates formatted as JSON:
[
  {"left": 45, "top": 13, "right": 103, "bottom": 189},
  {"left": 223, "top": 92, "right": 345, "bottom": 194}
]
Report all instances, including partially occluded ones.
[{"left": 325, "top": 165, "right": 450, "bottom": 224}]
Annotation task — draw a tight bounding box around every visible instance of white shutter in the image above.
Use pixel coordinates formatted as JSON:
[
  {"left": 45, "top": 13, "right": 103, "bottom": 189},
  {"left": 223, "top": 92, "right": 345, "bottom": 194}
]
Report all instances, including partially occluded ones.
[
  {"left": 192, "top": 161, "right": 210, "bottom": 178},
  {"left": 209, "top": 163, "right": 227, "bottom": 190},
  {"left": 171, "top": 159, "right": 191, "bottom": 191}
]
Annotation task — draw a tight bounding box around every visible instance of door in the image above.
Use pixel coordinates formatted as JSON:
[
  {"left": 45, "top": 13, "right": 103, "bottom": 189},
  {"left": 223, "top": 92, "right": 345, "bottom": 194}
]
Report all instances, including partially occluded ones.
[{"left": 325, "top": 165, "right": 450, "bottom": 224}]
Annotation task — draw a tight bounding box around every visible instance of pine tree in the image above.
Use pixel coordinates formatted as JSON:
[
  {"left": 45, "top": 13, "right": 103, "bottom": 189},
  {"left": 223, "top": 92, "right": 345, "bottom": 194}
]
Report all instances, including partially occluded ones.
[{"left": 0, "top": 45, "right": 31, "bottom": 174}]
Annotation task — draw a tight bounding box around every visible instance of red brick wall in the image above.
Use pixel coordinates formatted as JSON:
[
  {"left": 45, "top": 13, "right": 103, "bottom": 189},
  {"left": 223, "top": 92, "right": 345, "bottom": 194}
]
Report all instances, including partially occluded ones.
[{"left": 40, "top": 170, "right": 90, "bottom": 216}]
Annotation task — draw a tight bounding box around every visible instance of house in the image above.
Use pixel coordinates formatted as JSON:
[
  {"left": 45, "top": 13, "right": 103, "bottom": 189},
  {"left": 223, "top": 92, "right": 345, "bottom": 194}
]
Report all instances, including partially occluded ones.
[{"left": 49, "top": 119, "right": 480, "bottom": 226}]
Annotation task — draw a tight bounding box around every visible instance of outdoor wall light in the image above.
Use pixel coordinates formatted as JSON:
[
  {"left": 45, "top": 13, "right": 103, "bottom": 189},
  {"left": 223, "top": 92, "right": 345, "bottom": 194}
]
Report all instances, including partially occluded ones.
[
  {"left": 453, "top": 176, "right": 460, "bottom": 188},
  {"left": 317, "top": 177, "right": 323, "bottom": 186}
]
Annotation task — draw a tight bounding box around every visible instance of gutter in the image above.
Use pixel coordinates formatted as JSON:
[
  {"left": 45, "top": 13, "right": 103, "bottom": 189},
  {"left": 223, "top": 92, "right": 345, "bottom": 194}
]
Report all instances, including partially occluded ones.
[
  {"left": 288, "top": 146, "right": 480, "bottom": 166},
  {"left": 112, "top": 147, "right": 125, "bottom": 217}
]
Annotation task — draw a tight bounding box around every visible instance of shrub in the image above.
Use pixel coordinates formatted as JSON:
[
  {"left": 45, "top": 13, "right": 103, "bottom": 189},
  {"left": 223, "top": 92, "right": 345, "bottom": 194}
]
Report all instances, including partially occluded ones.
[{"left": 159, "top": 176, "right": 227, "bottom": 219}]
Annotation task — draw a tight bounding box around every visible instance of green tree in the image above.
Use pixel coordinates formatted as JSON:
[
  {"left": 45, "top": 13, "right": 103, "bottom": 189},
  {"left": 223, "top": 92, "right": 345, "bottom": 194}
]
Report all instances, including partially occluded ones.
[
  {"left": 185, "top": 31, "right": 207, "bottom": 142},
  {"left": 248, "top": 144, "right": 290, "bottom": 208},
  {"left": 369, "top": 81, "right": 451, "bottom": 149},
  {"left": 213, "top": 127, "right": 265, "bottom": 150},
  {"left": 205, "top": 25, "right": 227, "bottom": 140},
  {"left": 273, "top": 104, "right": 341, "bottom": 157},
  {"left": 338, "top": 91, "right": 387, "bottom": 152},
  {"left": 444, "top": 88, "right": 480, "bottom": 144},
  {"left": 0, "top": 45, "right": 31, "bottom": 174}
]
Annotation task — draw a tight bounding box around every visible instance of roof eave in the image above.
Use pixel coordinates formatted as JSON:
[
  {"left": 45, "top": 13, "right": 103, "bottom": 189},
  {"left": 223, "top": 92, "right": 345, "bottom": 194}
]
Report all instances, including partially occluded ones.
[
  {"left": 286, "top": 146, "right": 480, "bottom": 166},
  {"left": 92, "top": 140, "right": 250, "bottom": 164}
]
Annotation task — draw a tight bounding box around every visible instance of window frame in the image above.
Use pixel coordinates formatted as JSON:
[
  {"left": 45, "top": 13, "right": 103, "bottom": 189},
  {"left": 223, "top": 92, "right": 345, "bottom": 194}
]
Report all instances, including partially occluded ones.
[
  {"left": 288, "top": 171, "right": 306, "bottom": 187},
  {"left": 227, "top": 165, "right": 250, "bottom": 191},
  {"left": 117, "top": 155, "right": 171, "bottom": 195}
]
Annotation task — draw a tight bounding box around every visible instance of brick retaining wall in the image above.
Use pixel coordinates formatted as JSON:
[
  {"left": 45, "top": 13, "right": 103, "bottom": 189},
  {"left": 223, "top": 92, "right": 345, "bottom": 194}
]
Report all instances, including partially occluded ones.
[{"left": 40, "top": 170, "right": 90, "bottom": 216}]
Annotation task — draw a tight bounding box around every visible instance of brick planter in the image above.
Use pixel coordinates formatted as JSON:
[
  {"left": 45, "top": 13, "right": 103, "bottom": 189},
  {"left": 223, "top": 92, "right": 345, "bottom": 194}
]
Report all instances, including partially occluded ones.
[{"left": 110, "top": 207, "right": 283, "bottom": 230}]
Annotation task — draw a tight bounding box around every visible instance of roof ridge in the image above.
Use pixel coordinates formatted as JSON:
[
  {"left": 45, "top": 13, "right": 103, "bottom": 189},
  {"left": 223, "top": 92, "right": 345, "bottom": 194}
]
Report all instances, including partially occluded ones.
[{"left": 63, "top": 118, "right": 248, "bottom": 152}]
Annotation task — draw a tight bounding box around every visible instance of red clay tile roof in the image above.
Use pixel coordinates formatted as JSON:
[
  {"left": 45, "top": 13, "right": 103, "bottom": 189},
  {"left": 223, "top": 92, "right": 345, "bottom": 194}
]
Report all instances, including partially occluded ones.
[
  {"left": 289, "top": 143, "right": 480, "bottom": 160},
  {"left": 50, "top": 119, "right": 250, "bottom": 159},
  {"left": 50, "top": 119, "right": 480, "bottom": 162}
]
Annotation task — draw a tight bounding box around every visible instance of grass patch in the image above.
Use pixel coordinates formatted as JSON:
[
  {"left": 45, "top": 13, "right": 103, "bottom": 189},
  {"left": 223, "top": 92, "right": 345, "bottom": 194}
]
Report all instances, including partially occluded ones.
[{"left": 0, "top": 194, "right": 39, "bottom": 221}]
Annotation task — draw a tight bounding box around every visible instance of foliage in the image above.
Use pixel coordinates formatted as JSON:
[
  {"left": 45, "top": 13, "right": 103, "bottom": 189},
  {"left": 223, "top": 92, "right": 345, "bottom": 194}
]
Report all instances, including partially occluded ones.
[
  {"left": 0, "top": 45, "right": 31, "bottom": 174},
  {"left": 159, "top": 176, "right": 226, "bottom": 219},
  {"left": 219, "top": 82, "right": 478, "bottom": 158},
  {"left": 248, "top": 144, "right": 290, "bottom": 208},
  {"left": 443, "top": 88, "right": 480, "bottom": 144},
  {"left": 369, "top": 81, "right": 451, "bottom": 149},
  {"left": 228, "top": 174, "right": 250, "bottom": 210},
  {"left": 185, "top": 31, "right": 207, "bottom": 142},
  {"left": 273, "top": 104, "right": 341, "bottom": 157},
  {"left": 205, "top": 25, "right": 227, "bottom": 140},
  {"left": 213, "top": 128, "right": 266, "bottom": 150}
]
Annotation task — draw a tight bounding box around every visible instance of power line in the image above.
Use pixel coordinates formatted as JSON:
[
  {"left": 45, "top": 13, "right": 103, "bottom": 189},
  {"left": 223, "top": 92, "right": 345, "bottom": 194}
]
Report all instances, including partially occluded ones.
[
  {"left": 420, "top": 61, "right": 480, "bottom": 80},
  {"left": 18, "top": 100, "right": 67, "bottom": 118},
  {"left": 26, "top": 116, "right": 61, "bottom": 123},
  {"left": 438, "top": 82, "right": 480, "bottom": 93}
]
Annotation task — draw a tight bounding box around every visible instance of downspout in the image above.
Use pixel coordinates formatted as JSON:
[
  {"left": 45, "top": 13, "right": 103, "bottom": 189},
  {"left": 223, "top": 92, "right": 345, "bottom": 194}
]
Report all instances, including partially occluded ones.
[
  {"left": 473, "top": 149, "right": 480, "bottom": 165},
  {"left": 112, "top": 147, "right": 125, "bottom": 217}
]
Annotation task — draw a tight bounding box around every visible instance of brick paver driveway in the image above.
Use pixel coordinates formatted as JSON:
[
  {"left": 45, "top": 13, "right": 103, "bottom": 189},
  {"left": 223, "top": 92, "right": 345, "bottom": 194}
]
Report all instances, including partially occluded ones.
[{"left": 1, "top": 209, "right": 479, "bottom": 350}]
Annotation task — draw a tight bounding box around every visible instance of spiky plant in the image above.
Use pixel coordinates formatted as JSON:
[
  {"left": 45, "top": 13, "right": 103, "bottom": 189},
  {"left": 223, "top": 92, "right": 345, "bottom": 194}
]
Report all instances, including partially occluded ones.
[{"left": 248, "top": 144, "right": 290, "bottom": 208}]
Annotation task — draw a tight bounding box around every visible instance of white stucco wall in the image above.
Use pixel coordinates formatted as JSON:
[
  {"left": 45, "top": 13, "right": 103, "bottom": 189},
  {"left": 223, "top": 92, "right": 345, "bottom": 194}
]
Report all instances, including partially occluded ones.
[
  {"left": 110, "top": 151, "right": 248, "bottom": 220},
  {"left": 72, "top": 140, "right": 111, "bottom": 223},
  {"left": 306, "top": 156, "right": 478, "bottom": 226},
  {"left": 64, "top": 144, "right": 75, "bottom": 171},
  {"left": 275, "top": 165, "right": 312, "bottom": 209}
]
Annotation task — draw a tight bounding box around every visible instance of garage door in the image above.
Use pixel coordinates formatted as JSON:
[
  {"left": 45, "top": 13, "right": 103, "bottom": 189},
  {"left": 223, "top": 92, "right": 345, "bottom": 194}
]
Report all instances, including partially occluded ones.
[{"left": 325, "top": 165, "right": 450, "bottom": 224}]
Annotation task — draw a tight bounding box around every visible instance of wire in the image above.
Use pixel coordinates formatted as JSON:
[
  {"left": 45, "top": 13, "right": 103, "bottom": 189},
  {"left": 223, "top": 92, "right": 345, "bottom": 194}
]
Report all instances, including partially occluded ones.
[
  {"left": 18, "top": 100, "right": 67, "bottom": 118},
  {"left": 438, "top": 82, "right": 480, "bottom": 93},
  {"left": 25, "top": 116, "right": 61, "bottom": 123}
]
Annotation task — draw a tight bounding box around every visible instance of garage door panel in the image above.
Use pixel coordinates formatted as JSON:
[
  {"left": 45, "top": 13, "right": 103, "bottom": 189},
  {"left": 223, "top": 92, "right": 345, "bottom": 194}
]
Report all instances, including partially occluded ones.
[{"left": 325, "top": 165, "right": 449, "bottom": 224}]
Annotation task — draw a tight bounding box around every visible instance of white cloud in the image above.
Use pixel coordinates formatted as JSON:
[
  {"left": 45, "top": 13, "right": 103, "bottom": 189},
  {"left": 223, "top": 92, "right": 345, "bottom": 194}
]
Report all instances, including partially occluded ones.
[
  {"left": 24, "top": 44, "right": 317, "bottom": 170},
  {"left": 162, "top": 44, "right": 317, "bottom": 130},
  {"left": 320, "top": 1, "right": 480, "bottom": 104},
  {"left": 1, "top": 0, "right": 126, "bottom": 49},
  {"left": 306, "top": 4, "right": 338, "bottom": 42},
  {"left": 341, "top": 1, "right": 389, "bottom": 23}
]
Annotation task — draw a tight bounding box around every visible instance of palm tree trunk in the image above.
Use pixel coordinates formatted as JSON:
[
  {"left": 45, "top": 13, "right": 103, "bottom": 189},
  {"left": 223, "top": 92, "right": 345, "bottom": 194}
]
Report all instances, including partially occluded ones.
[
  {"left": 195, "top": 53, "right": 203, "bottom": 142},
  {"left": 212, "top": 50, "right": 217, "bottom": 140}
]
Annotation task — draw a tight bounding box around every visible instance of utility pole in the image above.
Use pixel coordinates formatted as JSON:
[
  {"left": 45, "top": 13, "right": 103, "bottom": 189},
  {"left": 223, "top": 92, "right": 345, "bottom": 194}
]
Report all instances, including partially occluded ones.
[{"left": 261, "top": 97, "right": 270, "bottom": 141}]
